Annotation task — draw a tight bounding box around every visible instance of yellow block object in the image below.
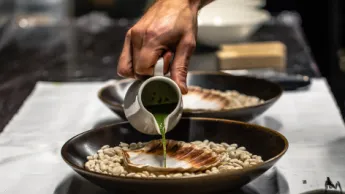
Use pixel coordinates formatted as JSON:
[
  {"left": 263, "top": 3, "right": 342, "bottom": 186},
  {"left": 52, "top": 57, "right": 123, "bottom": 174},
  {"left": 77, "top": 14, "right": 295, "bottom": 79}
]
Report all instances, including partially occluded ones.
[{"left": 217, "top": 41, "right": 287, "bottom": 72}]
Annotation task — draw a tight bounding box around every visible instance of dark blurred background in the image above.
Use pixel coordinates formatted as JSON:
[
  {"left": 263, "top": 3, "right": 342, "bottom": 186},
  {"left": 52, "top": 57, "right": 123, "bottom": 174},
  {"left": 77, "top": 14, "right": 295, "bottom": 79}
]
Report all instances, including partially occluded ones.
[
  {"left": 73, "top": 0, "right": 345, "bottom": 118},
  {"left": 264, "top": 0, "right": 345, "bottom": 118},
  {"left": 0, "top": 0, "right": 344, "bottom": 123}
]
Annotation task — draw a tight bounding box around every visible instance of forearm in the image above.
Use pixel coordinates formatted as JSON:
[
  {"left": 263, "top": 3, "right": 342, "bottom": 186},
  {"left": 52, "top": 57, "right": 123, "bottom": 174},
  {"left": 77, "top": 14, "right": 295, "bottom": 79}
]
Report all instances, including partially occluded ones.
[
  {"left": 198, "top": 0, "right": 215, "bottom": 9},
  {"left": 147, "top": 0, "right": 216, "bottom": 11},
  {"left": 189, "top": 0, "right": 215, "bottom": 10}
]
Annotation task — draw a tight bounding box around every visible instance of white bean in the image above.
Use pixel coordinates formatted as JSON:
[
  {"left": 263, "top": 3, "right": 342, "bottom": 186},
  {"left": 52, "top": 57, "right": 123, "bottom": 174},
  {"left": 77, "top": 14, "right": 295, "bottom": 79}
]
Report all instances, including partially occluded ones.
[
  {"left": 100, "top": 162, "right": 107, "bottom": 171},
  {"left": 129, "top": 143, "right": 137, "bottom": 150},
  {"left": 211, "top": 167, "right": 219, "bottom": 173},
  {"left": 103, "top": 148, "right": 116, "bottom": 156},
  {"left": 142, "top": 171, "right": 149, "bottom": 176},
  {"left": 214, "top": 147, "right": 226, "bottom": 153},
  {"left": 250, "top": 162, "right": 257, "bottom": 166},
  {"left": 240, "top": 153, "right": 251, "bottom": 161},
  {"left": 111, "top": 166, "right": 124, "bottom": 175},
  {"left": 209, "top": 142, "right": 217, "bottom": 149},
  {"left": 230, "top": 144, "right": 238, "bottom": 148},
  {"left": 113, "top": 147, "right": 122, "bottom": 155},
  {"left": 173, "top": 173, "right": 183, "bottom": 177},
  {"left": 101, "top": 145, "right": 110, "bottom": 150},
  {"left": 191, "top": 141, "right": 203, "bottom": 145},
  {"left": 119, "top": 142, "right": 129, "bottom": 147},
  {"left": 95, "top": 164, "right": 101, "bottom": 173},
  {"left": 237, "top": 146, "right": 246, "bottom": 151},
  {"left": 221, "top": 143, "right": 230, "bottom": 148}
]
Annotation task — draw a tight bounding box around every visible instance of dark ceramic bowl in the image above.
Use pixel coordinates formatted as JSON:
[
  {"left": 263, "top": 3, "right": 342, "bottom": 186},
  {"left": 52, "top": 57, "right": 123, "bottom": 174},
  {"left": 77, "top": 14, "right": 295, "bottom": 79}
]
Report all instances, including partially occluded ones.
[
  {"left": 98, "top": 72, "right": 283, "bottom": 122},
  {"left": 61, "top": 118, "right": 288, "bottom": 194}
]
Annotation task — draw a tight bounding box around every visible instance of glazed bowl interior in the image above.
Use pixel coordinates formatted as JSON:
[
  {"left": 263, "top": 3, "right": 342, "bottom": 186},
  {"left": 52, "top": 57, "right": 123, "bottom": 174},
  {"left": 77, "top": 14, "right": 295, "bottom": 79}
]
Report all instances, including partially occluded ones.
[
  {"left": 98, "top": 72, "right": 283, "bottom": 122},
  {"left": 62, "top": 118, "right": 288, "bottom": 194}
]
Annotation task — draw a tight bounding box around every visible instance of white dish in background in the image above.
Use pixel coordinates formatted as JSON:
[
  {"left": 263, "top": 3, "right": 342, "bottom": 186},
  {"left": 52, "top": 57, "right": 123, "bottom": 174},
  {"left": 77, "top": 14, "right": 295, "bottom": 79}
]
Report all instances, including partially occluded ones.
[
  {"left": 197, "top": 7, "right": 271, "bottom": 47},
  {"left": 206, "top": 0, "right": 266, "bottom": 8}
]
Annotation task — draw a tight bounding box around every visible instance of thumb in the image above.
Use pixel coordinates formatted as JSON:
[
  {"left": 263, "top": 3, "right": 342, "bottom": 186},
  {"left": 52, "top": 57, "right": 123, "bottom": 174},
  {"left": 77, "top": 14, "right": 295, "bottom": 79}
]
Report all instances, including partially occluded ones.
[{"left": 170, "top": 35, "right": 196, "bottom": 94}]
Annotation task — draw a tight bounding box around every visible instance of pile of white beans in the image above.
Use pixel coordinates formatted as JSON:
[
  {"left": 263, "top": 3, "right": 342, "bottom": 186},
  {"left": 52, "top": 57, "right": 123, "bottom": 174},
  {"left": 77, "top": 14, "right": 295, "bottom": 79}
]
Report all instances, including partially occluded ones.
[
  {"left": 85, "top": 140, "right": 264, "bottom": 178},
  {"left": 187, "top": 86, "right": 265, "bottom": 110},
  {"left": 222, "top": 90, "right": 265, "bottom": 109}
]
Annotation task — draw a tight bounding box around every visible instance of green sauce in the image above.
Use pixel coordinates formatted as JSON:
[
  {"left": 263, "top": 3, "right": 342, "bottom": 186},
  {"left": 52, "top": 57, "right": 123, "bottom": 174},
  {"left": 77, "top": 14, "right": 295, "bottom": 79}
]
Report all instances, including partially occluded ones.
[{"left": 145, "top": 103, "right": 177, "bottom": 168}]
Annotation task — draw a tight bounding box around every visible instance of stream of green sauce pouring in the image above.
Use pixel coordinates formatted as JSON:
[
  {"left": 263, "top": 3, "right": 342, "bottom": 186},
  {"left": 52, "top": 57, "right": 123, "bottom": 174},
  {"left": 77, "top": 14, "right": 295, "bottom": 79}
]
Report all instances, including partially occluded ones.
[{"left": 146, "top": 103, "right": 177, "bottom": 168}]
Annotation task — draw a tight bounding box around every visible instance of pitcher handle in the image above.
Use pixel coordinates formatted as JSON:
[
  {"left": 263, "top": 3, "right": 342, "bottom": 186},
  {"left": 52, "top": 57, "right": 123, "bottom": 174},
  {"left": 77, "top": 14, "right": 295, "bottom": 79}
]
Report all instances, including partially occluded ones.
[{"left": 154, "top": 58, "right": 165, "bottom": 77}]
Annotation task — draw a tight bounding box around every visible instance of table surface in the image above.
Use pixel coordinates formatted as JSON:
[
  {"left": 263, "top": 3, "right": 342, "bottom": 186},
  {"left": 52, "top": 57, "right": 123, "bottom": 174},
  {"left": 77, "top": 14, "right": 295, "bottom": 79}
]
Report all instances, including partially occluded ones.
[
  {"left": 1, "top": 79, "right": 344, "bottom": 194},
  {"left": 0, "top": 12, "right": 320, "bottom": 132}
]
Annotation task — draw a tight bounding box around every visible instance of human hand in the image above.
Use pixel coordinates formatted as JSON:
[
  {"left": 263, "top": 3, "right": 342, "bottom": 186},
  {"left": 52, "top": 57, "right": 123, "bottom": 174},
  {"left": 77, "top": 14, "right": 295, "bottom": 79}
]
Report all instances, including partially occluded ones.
[{"left": 117, "top": 0, "right": 213, "bottom": 94}]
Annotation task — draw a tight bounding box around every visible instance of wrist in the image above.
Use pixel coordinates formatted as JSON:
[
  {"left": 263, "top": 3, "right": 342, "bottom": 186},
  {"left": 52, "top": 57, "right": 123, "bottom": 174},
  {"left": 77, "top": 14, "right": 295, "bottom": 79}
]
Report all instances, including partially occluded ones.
[{"left": 189, "top": 0, "right": 213, "bottom": 10}]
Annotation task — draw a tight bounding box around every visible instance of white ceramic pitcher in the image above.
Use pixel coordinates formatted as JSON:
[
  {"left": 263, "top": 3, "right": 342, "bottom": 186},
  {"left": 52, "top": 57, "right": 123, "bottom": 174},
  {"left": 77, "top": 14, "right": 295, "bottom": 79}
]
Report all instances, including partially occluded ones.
[{"left": 123, "top": 59, "right": 183, "bottom": 135}]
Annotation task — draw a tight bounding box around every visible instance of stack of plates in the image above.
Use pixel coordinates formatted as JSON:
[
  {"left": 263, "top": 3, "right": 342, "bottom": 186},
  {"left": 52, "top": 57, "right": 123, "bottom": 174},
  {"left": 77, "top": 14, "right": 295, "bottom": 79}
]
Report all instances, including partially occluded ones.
[{"left": 197, "top": 0, "right": 271, "bottom": 47}]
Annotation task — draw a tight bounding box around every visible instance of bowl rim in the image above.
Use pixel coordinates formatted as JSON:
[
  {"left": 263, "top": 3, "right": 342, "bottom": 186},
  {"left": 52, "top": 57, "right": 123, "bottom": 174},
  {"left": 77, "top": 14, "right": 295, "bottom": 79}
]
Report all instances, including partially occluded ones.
[
  {"left": 97, "top": 71, "right": 283, "bottom": 115},
  {"left": 197, "top": 8, "right": 271, "bottom": 27},
  {"left": 203, "top": 0, "right": 266, "bottom": 8},
  {"left": 61, "top": 117, "right": 289, "bottom": 181}
]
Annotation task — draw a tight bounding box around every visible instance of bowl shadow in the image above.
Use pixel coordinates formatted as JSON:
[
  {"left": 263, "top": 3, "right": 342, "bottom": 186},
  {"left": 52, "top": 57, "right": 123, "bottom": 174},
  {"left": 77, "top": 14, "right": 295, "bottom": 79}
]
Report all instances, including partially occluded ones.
[
  {"left": 54, "top": 173, "right": 108, "bottom": 194},
  {"left": 54, "top": 166, "right": 289, "bottom": 194},
  {"left": 301, "top": 190, "right": 342, "bottom": 194},
  {"left": 53, "top": 173, "right": 260, "bottom": 194}
]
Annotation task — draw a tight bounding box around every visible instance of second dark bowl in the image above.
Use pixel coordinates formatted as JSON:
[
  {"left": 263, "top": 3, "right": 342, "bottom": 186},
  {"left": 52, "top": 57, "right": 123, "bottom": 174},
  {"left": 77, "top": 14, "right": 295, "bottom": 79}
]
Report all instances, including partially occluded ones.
[{"left": 98, "top": 71, "right": 283, "bottom": 122}]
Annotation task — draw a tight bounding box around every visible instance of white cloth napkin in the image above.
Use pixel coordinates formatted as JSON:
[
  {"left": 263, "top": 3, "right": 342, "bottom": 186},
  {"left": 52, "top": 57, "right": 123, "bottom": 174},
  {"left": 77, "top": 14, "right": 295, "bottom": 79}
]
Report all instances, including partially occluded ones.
[{"left": 0, "top": 78, "right": 344, "bottom": 194}]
